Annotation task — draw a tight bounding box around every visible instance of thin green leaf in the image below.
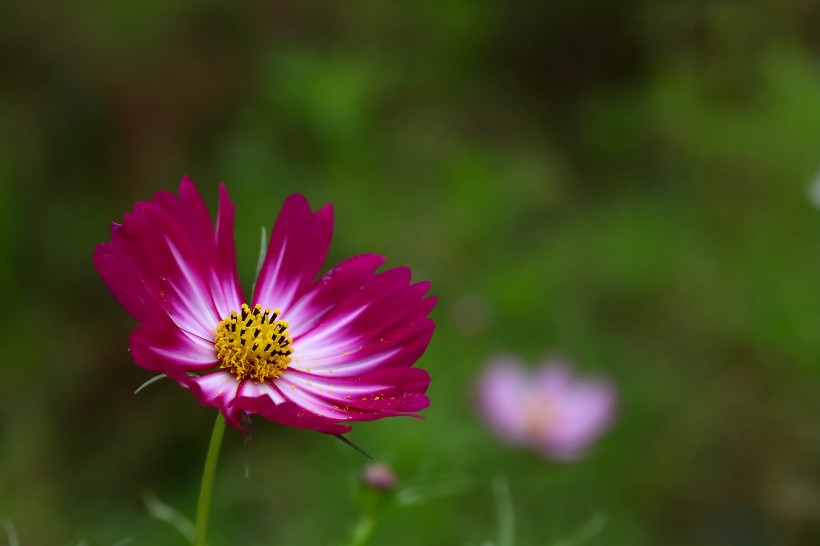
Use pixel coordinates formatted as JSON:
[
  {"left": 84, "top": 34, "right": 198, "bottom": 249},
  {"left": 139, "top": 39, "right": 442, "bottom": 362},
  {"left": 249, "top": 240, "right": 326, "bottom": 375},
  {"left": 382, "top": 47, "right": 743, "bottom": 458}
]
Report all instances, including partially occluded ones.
[
  {"left": 143, "top": 491, "right": 196, "bottom": 544},
  {"left": 334, "top": 434, "right": 373, "bottom": 459},
  {"left": 2, "top": 520, "right": 19, "bottom": 546},
  {"left": 396, "top": 478, "right": 473, "bottom": 506},
  {"left": 134, "top": 374, "right": 167, "bottom": 394},
  {"left": 252, "top": 227, "right": 268, "bottom": 296},
  {"left": 110, "top": 538, "right": 134, "bottom": 546},
  {"left": 551, "top": 512, "right": 608, "bottom": 546},
  {"left": 492, "top": 477, "right": 515, "bottom": 546}
]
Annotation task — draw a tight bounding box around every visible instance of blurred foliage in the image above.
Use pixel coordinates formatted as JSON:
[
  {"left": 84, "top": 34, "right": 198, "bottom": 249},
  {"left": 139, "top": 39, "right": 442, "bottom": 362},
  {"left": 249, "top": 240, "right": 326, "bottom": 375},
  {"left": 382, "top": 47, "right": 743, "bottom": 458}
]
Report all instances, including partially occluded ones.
[{"left": 1, "top": 0, "right": 820, "bottom": 545}]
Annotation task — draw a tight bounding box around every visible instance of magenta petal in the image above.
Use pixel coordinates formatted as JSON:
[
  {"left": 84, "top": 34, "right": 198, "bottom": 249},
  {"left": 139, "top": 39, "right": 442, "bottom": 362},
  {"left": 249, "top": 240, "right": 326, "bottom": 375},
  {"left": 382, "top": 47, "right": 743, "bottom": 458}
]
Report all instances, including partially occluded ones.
[
  {"left": 212, "top": 184, "right": 244, "bottom": 316},
  {"left": 273, "top": 377, "right": 357, "bottom": 420},
  {"left": 186, "top": 372, "right": 244, "bottom": 428},
  {"left": 234, "top": 381, "right": 353, "bottom": 434},
  {"left": 129, "top": 320, "right": 219, "bottom": 382},
  {"left": 107, "top": 199, "right": 219, "bottom": 338},
  {"left": 253, "top": 194, "right": 333, "bottom": 312},
  {"left": 283, "top": 253, "right": 386, "bottom": 332},
  {"left": 238, "top": 366, "right": 431, "bottom": 433},
  {"left": 94, "top": 241, "right": 167, "bottom": 324},
  {"left": 293, "top": 314, "right": 435, "bottom": 378},
  {"left": 103, "top": 178, "right": 245, "bottom": 340},
  {"left": 151, "top": 177, "right": 244, "bottom": 320},
  {"left": 281, "top": 367, "right": 431, "bottom": 418},
  {"left": 257, "top": 405, "right": 353, "bottom": 435},
  {"left": 291, "top": 267, "right": 436, "bottom": 379},
  {"left": 235, "top": 380, "right": 287, "bottom": 407},
  {"left": 175, "top": 178, "right": 244, "bottom": 319},
  {"left": 294, "top": 267, "right": 425, "bottom": 349}
]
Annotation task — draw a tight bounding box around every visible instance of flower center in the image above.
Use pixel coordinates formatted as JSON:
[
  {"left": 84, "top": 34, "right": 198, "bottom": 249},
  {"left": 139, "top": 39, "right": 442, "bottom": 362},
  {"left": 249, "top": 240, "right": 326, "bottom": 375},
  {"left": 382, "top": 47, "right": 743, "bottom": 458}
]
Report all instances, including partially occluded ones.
[{"left": 214, "top": 303, "right": 293, "bottom": 382}]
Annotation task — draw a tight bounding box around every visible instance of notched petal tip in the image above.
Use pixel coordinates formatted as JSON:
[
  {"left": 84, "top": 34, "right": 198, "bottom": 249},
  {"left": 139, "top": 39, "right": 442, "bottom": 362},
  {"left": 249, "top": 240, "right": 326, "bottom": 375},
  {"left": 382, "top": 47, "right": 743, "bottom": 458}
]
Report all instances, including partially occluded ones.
[
  {"left": 282, "top": 192, "right": 310, "bottom": 208},
  {"left": 254, "top": 192, "right": 335, "bottom": 309},
  {"left": 282, "top": 193, "right": 334, "bottom": 219}
]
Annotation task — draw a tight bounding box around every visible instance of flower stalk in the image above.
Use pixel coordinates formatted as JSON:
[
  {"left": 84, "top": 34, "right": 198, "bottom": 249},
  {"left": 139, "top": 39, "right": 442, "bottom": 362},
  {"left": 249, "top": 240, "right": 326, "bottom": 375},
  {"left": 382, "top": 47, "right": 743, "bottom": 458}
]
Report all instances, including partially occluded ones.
[
  {"left": 194, "top": 414, "right": 227, "bottom": 546},
  {"left": 347, "top": 510, "right": 377, "bottom": 546}
]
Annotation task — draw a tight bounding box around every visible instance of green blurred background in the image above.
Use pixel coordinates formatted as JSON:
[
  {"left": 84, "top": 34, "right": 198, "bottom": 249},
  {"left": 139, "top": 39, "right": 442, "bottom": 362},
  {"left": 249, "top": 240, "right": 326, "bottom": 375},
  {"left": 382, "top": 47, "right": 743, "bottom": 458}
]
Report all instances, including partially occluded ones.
[{"left": 2, "top": 1, "right": 820, "bottom": 545}]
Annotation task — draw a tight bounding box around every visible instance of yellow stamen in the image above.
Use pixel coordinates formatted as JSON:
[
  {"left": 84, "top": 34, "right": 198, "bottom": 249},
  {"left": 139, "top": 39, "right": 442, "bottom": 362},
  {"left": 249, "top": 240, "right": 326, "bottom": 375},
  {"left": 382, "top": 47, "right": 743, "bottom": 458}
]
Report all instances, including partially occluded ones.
[{"left": 214, "top": 303, "right": 293, "bottom": 382}]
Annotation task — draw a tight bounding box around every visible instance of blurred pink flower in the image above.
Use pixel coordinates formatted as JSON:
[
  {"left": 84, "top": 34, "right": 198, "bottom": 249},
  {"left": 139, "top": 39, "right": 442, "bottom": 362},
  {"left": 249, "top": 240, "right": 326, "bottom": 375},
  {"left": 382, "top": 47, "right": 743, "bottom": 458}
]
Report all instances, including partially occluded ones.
[
  {"left": 94, "top": 177, "right": 435, "bottom": 434},
  {"left": 362, "top": 462, "right": 397, "bottom": 490},
  {"left": 477, "top": 357, "right": 616, "bottom": 460}
]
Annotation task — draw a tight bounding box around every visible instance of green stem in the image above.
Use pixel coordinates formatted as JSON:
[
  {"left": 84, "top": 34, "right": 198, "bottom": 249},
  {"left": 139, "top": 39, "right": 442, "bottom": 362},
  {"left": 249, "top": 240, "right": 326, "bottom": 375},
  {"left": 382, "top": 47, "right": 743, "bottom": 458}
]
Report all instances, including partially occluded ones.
[
  {"left": 347, "top": 511, "right": 377, "bottom": 546},
  {"left": 194, "top": 414, "right": 226, "bottom": 546}
]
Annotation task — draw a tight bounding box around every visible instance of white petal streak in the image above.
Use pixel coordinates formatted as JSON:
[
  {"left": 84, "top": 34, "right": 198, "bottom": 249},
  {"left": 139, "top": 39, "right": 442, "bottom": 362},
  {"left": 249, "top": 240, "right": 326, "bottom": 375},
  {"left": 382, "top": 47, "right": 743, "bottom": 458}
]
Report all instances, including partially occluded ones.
[
  {"left": 293, "top": 306, "right": 366, "bottom": 349},
  {"left": 165, "top": 237, "right": 220, "bottom": 334},
  {"left": 293, "top": 348, "right": 401, "bottom": 376},
  {"left": 283, "top": 290, "right": 317, "bottom": 322},
  {"left": 238, "top": 380, "right": 287, "bottom": 405},
  {"left": 284, "top": 371, "right": 386, "bottom": 397},
  {"left": 163, "top": 273, "right": 214, "bottom": 335},
  {"left": 150, "top": 343, "right": 217, "bottom": 366},
  {"left": 290, "top": 339, "right": 357, "bottom": 366},
  {"left": 271, "top": 235, "right": 287, "bottom": 278},
  {"left": 277, "top": 375, "right": 349, "bottom": 418},
  {"left": 180, "top": 327, "right": 216, "bottom": 349},
  {"left": 256, "top": 237, "right": 292, "bottom": 307},
  {"left": 195, "top": 371, "right": 240, "bottom": 398},
  {"left": 283, "top": 292, "right": 332, "bottom": 331}
]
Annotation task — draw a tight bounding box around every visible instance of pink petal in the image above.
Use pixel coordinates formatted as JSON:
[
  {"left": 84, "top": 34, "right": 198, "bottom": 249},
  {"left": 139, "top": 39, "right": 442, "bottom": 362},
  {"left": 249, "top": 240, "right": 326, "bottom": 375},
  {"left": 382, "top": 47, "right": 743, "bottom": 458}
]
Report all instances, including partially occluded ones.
[
  {"left": 101, "top": 179, "right": 244, "bottom": 339},
  {"left": 176, "top": 179, "right": 244, "bottom": 319},
  {"left": 282, "top": 253, "right": 386, "bottom": 332},
  {"left": 477, "top": 358, "right": 617, "bottom": 460},
  {"left": 213, "top": 184, "right": 245, "bottom": 316},
  {"left": 539, "top": 377, "right": 617, "bottom": 459},
  {"left": 477, "top": 358, "right": 533, "bottom": 443},
  {"left": 257, "top": 405, "right": 353, "bottom": 435},
  {"left": 185, "top": 372, "right": 244, "bottom": 428},
  {"left": 150, "top": 177, "right": 244, "bottom": 320},
  {"left": 281, "top": 367, "right": 430, "bottom": 417},
  {"left": 291, "top": 267, "right": 436, "bottom": 377},
  {"left": 235, "top": 380, "right": 353, "bottom": 434},
  {"left": 129, "top": 320, "right": 219, "bottom": 382},
  {"left": 253, "top": 194, "right": 333, "bottom": 313},
  {"left": 114, "top": 206, "right": 217, "bottom": 338},
  {"left": 94, "top": 241, "right": 167, "bottom": 324},
  {"left": 233, "top": 367, "right": 429, "bottom": 433}
]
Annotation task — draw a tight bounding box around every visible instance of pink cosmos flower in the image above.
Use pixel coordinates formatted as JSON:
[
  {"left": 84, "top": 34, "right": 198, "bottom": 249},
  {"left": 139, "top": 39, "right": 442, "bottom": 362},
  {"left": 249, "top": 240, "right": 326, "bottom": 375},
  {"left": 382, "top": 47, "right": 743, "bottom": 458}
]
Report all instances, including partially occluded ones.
[
  {"left": 362, "top": 462, "right": 397, "bottom": 491},
  {"left": 94, "top": 177, "right": 436, "bottom": 434},
  {"left": 477, "top": 357, "right": 616, "bottom": 460}
]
